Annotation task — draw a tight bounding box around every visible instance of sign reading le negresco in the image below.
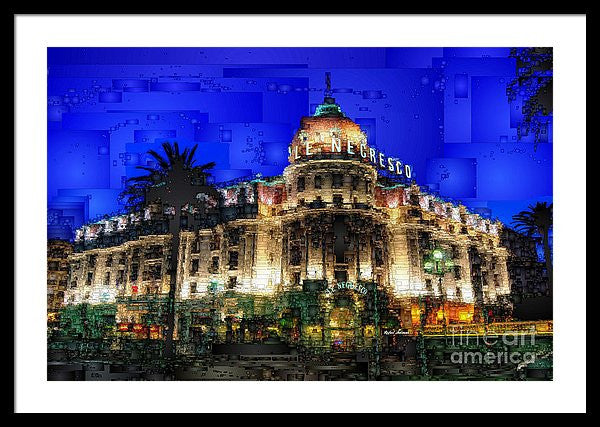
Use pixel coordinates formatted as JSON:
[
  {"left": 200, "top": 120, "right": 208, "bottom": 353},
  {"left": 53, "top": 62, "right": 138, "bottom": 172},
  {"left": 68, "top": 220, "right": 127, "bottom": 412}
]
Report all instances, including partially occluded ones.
[
  {"left": 325, "top": 282, "right": 368, "bottom": 296},
  {"left": 288, "top": 135, "right": 413, "bottom": 179}
]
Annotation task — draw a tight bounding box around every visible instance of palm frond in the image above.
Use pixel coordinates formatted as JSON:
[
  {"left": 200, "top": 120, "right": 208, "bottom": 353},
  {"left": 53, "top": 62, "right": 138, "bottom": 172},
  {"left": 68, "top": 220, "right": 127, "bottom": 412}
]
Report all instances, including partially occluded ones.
[
  {"left": 511, "top": 201, "right": 553, "bottom": 236},
  {"left": 119, "top": 141, "right": 217, "bottom": 213},
  {"left": 127, "top": 175, "right": 155, "bottom": 183},
  {"left": 135, "top": 165, "right": 159, "bottom": 174},
  {"left": 147, "top": 150, "right": 171, "bottom": 171},
  {"left": 187, "top": 144, "right": 199, "bottom": 167},
  {"left": 162, "top": 142, "right": 175, "bottom": 165},
  {"left": 181, "top": 147, "right": 190, "bottom": 167},
  {"left": 195, "top": 161, "right": 216, "bottom": 173}
]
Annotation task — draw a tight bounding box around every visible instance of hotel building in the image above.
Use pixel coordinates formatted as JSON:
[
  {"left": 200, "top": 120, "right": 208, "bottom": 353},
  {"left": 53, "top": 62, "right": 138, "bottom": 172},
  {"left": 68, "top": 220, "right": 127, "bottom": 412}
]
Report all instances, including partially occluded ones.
[{"left": 61, "top": 94, "right": 513, "bottom": 351}]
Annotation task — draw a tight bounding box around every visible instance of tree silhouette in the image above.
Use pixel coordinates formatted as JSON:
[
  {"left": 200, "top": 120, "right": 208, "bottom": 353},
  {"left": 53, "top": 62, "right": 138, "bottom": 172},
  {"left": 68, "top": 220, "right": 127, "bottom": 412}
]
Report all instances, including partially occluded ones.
[
  {"left": 512, "top": 202, "right": 553, "bottom": 296},
  {"left": 506, "top": 48, "right": 553, "bottom": 151},
  {"left": 118, "top": 141, "right": 217, "bottom": 360},
  {"left": 119, "top": 142, "right": 215, "bottom": 213}
]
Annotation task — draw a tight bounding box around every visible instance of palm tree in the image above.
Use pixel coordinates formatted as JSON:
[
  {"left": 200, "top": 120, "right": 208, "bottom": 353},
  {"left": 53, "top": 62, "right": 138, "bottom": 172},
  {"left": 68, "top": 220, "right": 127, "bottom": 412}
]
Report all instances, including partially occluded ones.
[
  {"left": 511, "top": 202, "right": 553, "bottom": 296},
  {"left": 119, "top": 142, "right": 216, "bottom": 360},
  {"left": 119, "top": 142, "right": 215, "bottom": 213}
]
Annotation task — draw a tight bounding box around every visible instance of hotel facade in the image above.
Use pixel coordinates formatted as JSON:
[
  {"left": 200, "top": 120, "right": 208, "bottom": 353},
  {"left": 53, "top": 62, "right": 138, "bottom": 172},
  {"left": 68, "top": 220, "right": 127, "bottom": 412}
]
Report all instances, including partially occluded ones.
[{"left": 59, "top": 95, "right": 514, "bottom": 352}]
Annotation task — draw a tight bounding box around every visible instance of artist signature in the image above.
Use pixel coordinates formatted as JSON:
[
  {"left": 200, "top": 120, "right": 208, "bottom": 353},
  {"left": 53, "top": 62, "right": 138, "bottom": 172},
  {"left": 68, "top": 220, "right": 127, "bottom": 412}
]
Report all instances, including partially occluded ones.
[{"left": 382, "top": 329, "right": 411, "bottom": 335}]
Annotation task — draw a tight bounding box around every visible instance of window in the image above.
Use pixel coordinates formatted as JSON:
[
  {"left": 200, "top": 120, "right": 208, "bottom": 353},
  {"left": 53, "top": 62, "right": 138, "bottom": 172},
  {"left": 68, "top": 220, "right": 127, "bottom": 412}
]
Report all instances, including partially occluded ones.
[
  {"left": 180, "top": 215, "right": 188, "bottom": 229},
  {"left": 145, "top": 245, "right": 163, "bottom": 259},
  {"left": 228, "top": 251, "right": 239, "bottom": 270},
  {"left": 451, "top": 245, "right": 460, "bottom": 259},
  {"left": 333, "top": 194, "right": 343, "bottom": 206},
  {"left": 190, "top": 282, "right": 197, "bottom": 294},
  {"left": 455, "top": 287, "right": 462, "bottom": 299},
  {"left": 228, "top": 228, "right": 241, "bottom": 246},
  {"left": 151, "top": 264, "right": 162, "bottom": 279},
  {"left": 130, "top": 264, "right": 139, "bottom": 281},
  {"left": 192, "top": 239, "right": 201, "bottom": 253},
  {"left": 314, "top": 175, "right": 322, "bottom": 189},
  {"left": 334, "top": 270, "right": 347, "bottom": 283},
  {"left": 290, "top": 246, "right": 302, "bottom": 266},
  {"left": 374, "top": 247, "right": 384, "bottom": 267},
  {"left": 297, "top": 176, "right": 305, "bottom": 192},
  {"left": 332, "top": 174, "right": 343, "bottom": 189},
  {"left": 191, "top": 259, "right": 199, "bottom": 274},
  {"left": 209, "top": 256, "right": 219, "bottom": 274}
]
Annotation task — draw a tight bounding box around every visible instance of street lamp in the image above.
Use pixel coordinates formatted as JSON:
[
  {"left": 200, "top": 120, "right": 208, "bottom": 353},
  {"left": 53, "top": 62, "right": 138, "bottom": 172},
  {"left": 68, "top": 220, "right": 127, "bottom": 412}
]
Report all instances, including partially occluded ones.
[{"left": 423, "top": 248, "right": 455, "bottom": 333}]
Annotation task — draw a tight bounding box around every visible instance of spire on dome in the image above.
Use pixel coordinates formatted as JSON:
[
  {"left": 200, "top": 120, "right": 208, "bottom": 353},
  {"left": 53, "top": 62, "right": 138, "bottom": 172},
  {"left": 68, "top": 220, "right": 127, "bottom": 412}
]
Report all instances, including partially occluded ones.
[
  {"left": 314, "top": 72, "right": 345, "bottom": 117},
  {"left": 324, "top": 71, "right": 336, "bottom": 104}
]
